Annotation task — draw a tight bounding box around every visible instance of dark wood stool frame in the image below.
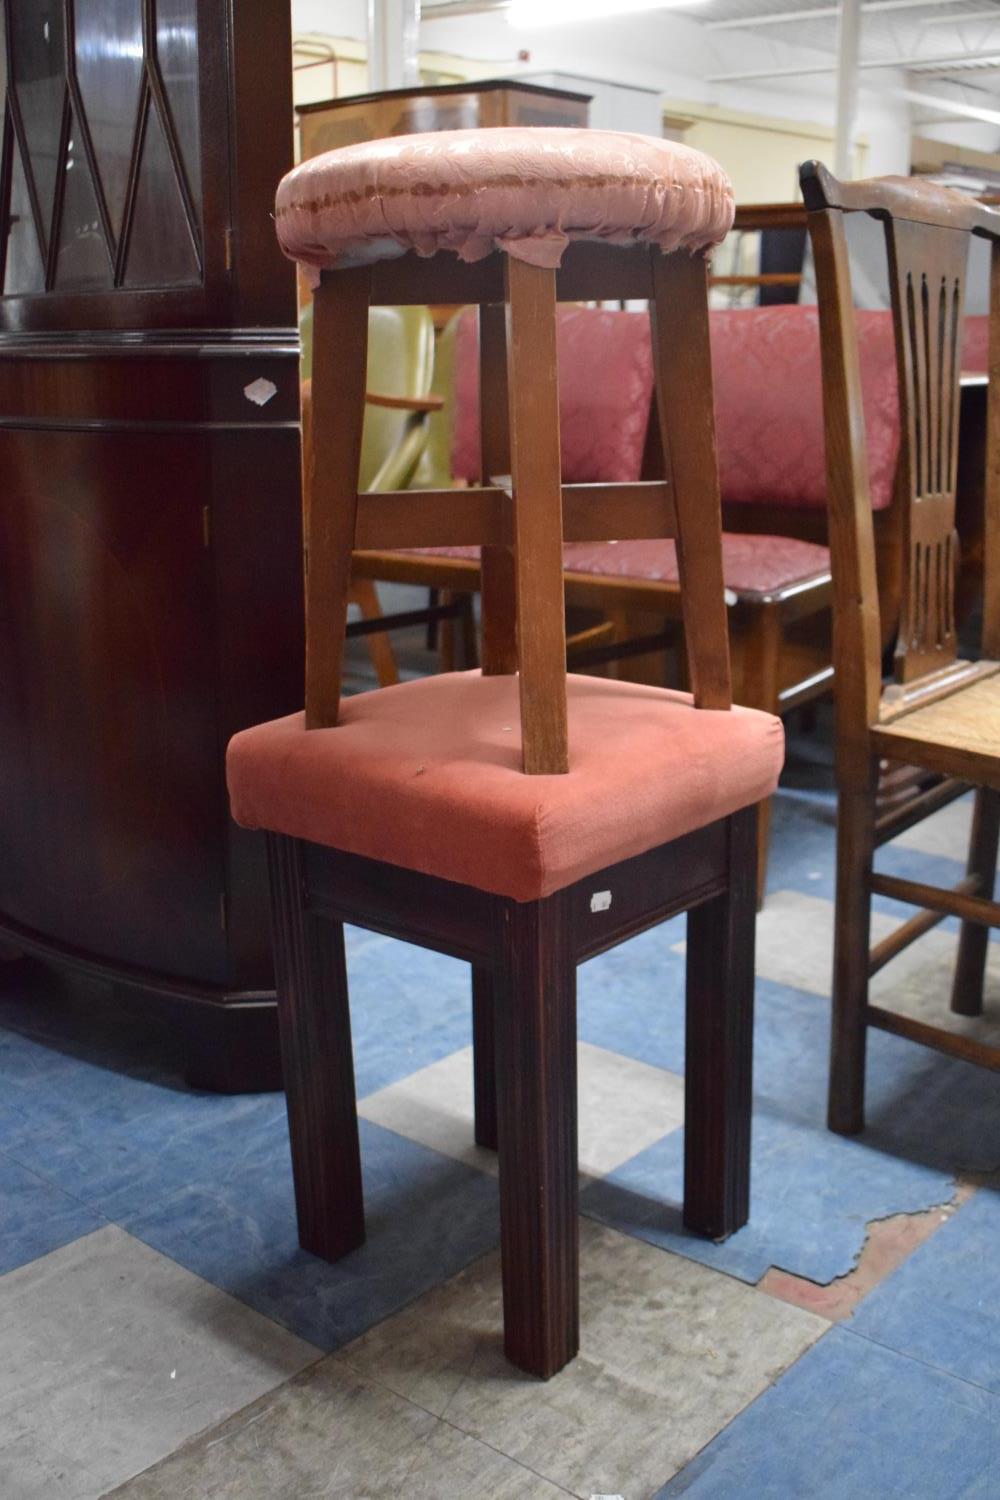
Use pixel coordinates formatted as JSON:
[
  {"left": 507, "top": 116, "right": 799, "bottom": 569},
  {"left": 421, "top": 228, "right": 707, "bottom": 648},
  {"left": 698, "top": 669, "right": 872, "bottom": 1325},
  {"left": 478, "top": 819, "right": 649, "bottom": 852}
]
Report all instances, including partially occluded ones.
[
  {"left": 802, "top": 162, "right": 1000, "bottom": 1136},
  {"left": 272, "top": 240, "right": 759, "bottom": 1378}
]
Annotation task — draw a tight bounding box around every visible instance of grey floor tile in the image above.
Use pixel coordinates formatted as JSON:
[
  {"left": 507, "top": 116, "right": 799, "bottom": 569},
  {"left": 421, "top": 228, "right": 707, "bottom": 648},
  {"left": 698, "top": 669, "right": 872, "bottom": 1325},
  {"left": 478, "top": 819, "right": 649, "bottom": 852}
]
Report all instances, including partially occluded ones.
[
  {"left": 337, "top": 1219, "right": 826, "bottom": 1500},
  {"left": 104, "top": 1360, "right": 572, "bottom": 1499},
  {"left": 890, "top": 793, "right": 973, "bottom": 860},
  {"left": 0, "top": 1425, "right": 103, "bottom": 1500},
  {"left": 359, "top": 1041, "right": 685, "bottom": 1180},
  {"left": 728, "top": 887, "right": 997, "bottom": 1012},
  {"left": 0, "top": 1225, "right": 320, "bottom": 1493}
]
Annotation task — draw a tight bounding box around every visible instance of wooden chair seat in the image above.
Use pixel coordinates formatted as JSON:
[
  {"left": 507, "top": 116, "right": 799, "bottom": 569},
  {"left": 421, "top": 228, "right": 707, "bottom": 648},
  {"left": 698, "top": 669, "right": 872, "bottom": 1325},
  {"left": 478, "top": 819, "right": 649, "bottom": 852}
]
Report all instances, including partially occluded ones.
[{"left": 873, "top": 667, "right": 1000, "bottom": 791}]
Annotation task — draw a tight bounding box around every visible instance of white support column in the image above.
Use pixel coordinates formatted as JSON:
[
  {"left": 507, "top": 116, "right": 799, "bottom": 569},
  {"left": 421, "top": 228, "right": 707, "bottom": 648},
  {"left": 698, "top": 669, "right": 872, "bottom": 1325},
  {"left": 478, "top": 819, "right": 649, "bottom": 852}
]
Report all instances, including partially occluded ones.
[
  {"left": 834, "top": 0, "right": 862, "bottom": 177},
  {"left": 368, "top": 0, "right": 422, "bottom": 91}
]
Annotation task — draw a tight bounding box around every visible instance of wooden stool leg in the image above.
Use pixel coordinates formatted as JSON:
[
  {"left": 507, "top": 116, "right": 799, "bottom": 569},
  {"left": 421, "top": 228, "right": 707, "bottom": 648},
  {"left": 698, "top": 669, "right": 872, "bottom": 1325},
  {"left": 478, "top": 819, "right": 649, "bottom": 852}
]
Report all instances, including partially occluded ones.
[
  {"left": 478, "top": 303, "right": 518, "bottom": 676},
  {"left": 494, "top": 895, "right": 578, "bottom": 1378},
  {"left": 471, "top": 965, "right": 498, "bottom": 1150},
  {"left": 306, "top": 267, "right": 371, "bottom": 729},
  {"left": 683, "top": 807, "right": 756, "bottom": 1239},
  {"left": 951, "top": 787, "right": 1000, "bottom": 1016},
  {"left": 650, "top": 249, "right": 731, "bottom": 712},
  {"left": 505, "top": 257, "right": 569, "bottom": 774},
  {"left": 829, "top": 780, "right": 877, "bottom": 1135},
  {"left": 267, "top": 834, "right": 365, "bottom": 1260},
  {"left": 737, "top": 604, "right": 782, "bottom": 909}
]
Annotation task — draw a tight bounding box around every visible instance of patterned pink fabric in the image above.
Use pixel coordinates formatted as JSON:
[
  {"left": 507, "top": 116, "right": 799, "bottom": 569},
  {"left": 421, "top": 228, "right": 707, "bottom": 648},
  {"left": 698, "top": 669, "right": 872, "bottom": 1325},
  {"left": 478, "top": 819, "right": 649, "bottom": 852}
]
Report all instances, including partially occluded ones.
[
  {"left": 563, "top": 533, "right": 830, "bottom": 598},
  {"left": 275, "top": 128, "right": 735, "bottom": 277},
  {"left": 962, "top": 314, "right": 988, "bottom": 373},
  {"left": 452, "top": 305, "right": 654, "bottom": 483},
  {"left": 711, "top": 306, "right": 900, "bottom": 511},
  {"left": 409, "top": 534, "right": 830, "bottom": 600},
  {"left": 452, "top": 304, "right": 902, "bottom": 508}
]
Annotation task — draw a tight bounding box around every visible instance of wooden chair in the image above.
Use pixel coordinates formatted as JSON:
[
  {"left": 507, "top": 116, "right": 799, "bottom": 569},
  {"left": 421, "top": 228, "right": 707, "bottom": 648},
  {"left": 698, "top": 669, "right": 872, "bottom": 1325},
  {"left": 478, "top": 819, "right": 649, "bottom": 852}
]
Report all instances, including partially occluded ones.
[
  {"left": 801, "top": 161, "right": 1000, "bottom": 1136},
  {"left": 227, "top": 127, "right": 785, "bottom": 1377}
]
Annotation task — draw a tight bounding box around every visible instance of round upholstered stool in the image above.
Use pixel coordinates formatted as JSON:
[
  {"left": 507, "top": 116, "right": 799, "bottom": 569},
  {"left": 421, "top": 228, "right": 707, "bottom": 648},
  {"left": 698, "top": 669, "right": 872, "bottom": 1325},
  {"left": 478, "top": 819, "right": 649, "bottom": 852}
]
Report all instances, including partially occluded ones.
[
  {"left": 274, "top": 127, "right": 735, "bottom": 765},
  {"left": 229, "top": 128, "right": 781, "bottom": 1380},
  {"left": 276, "top": 126, "right": 733, "bottom": 273}
]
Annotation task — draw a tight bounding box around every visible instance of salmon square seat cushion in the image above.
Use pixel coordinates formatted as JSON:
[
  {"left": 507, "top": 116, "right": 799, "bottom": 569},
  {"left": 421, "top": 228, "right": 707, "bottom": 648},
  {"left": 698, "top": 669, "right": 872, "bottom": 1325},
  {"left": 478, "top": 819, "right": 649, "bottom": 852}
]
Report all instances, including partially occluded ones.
[{"left": 227, "top": 673, "right": 783, "bottom": 903}]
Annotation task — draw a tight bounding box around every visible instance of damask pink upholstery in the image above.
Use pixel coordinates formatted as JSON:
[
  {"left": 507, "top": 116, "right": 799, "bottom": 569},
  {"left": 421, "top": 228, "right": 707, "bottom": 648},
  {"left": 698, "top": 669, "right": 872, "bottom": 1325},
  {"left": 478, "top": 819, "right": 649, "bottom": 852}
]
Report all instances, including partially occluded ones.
[
  {"left": 227, "top": 672, "right": 783, "bottom": 902},
  {"left": 276, "top": 128, "right": 735, "bottom": 278},
  {"left": 711, "top": 306, "right": 900, "bottom": 511},
  {"left": 962, "top": 314, "right": 988, "bottom": 373},
  {"left": 407, "top": 534, "right": 831, "bottom": 600},
  {"left": 450, "top": 303, "right": 903, "bottom": 509},
  {"left": 563, "top": 533, "right": 831, "bottom": 598},
  {"left": 452, "top": 305, "right": 654, "bottom": 483}
]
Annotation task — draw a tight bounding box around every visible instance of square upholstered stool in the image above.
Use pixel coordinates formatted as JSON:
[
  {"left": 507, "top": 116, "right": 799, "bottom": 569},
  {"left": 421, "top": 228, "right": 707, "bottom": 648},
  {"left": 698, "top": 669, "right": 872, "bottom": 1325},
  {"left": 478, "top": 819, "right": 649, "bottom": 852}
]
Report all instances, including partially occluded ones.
[{"left": 228, "top": 127, "right": 784, "bottom": 1378}]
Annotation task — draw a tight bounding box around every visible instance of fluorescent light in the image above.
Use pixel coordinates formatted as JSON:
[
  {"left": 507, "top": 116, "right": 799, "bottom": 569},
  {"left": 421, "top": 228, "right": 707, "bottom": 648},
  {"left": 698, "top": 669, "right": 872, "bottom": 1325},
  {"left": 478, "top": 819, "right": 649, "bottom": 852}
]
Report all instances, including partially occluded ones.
[{"left": 507, "top": 0, "right": 705, "bottom": 28}]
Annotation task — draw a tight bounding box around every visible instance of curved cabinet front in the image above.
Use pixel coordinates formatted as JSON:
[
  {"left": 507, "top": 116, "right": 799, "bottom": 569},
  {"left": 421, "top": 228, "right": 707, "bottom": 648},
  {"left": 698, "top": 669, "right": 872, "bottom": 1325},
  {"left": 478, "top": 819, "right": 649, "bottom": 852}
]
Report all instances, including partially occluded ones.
[{"left": 0, "top": 334, "right": 304, "bottom": 1085}]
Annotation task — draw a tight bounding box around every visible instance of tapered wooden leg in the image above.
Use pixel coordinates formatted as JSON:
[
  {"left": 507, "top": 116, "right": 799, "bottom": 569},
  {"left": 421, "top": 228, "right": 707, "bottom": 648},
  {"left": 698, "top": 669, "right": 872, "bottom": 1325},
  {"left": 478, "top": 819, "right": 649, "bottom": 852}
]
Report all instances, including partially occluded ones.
[
  {"left": 951, "top": 787, "right": 1000, "bottom": 1016},
  {"left": 829, "top": 779, "right": 877, "bottom": 1136},
  {"left": 493, "top": 894, "right": 578, "bottom": 1378},
  {"left": 683, "top": 807, "right": 756, "bottom": 1239},
  {"left": 737, "top": 603, "right": 782, "bottom": 910},
  {"left": 306, "top": 268, "right": 371, "bottom": 729},
  {"left": 478, "top": 302, "right": 518, "bottom": 676},
  {"left": 267, "top": 834, "right": 365, "bottom": 1260},
  {"left": 650, "top": 249, "right": 731, "bottom": 712},
  {"left": 505, "top": 258, "right": 569, "bottom": 774},
  {"left": 471, "top": 965, "right": 498, "bottom": 1150}
]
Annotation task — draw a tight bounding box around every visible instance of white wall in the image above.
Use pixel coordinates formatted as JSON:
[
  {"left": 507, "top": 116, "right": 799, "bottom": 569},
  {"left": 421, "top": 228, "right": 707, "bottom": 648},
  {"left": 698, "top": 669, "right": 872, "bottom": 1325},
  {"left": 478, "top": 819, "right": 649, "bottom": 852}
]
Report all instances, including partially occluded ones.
[{"left": 290, "top": 0, "right": 916, "bottom": 180}]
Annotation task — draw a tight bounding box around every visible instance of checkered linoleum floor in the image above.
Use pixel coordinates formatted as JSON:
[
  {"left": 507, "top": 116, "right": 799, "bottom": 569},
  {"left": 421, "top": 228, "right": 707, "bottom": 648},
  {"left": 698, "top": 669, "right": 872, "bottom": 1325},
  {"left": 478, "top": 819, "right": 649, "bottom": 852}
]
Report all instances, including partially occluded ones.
[{"left": 1, "top": 605, "right": 998, "bottom": 1498}]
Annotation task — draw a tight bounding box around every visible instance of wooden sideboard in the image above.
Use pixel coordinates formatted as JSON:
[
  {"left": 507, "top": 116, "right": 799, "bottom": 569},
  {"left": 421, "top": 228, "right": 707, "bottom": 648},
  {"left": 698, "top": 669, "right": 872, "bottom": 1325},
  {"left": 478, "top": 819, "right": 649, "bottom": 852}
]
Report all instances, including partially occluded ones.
[
  {"left": 0, "top": 0, "right": 302, "bottom": 1089},
  {"left": 298, "top": 78, "right": 590, "bottom": 159}
]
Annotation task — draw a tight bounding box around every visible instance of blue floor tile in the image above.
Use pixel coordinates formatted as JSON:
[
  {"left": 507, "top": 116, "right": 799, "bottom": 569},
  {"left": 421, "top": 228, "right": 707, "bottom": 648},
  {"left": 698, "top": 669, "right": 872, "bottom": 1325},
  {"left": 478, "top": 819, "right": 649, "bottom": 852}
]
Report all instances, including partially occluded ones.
[
  {"left": 849, "top": 1184, "right": 1000, "bottom": 1394},
  {"left": 344, "top": 926, "right": 476, "bottom": 1096},
  {"left": 656, "top": 1328, "right": 1000, "bottom": 1499},
  {"left": 582, "top": 1110, "right": 954, "bottom": 1284},
  {"left": 0, "top": 1152, "right": 104, "bottom": 1274},
  {"left": 125, "top": 1119, "right": 500, "bottom": 1350}
]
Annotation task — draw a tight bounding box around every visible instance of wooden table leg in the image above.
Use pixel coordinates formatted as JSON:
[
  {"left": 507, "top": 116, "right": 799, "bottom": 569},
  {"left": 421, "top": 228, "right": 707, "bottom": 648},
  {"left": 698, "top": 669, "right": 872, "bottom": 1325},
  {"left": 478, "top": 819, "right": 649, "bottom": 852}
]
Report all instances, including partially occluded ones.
[
  {"left": 267, "top": 834, "right": 365, "bottom": 1261},
  {"left": 683, "top": 806, "right": 756, "bottom": 1239},
  {"left": 471, "top": 965, "right": 498, "bottom": 1150},
  {"left": 493, "top": 893, "right": 578, "bottom": 1378}
]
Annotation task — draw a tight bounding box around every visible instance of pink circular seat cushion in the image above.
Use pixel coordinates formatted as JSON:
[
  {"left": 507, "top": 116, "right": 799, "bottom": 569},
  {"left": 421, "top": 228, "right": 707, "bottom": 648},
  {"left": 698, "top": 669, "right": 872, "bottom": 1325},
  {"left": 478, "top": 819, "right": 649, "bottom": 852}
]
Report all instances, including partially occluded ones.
[{"left": 275, "top": 128, "right": 735, "bottom": 276}]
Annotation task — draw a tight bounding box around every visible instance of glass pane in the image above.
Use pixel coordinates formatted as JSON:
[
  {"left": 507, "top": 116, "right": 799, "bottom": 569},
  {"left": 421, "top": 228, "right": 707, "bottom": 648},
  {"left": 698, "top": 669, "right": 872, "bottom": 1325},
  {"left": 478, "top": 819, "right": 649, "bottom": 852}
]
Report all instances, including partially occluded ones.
[
  {"left": 10, "top": 0, "right": 65, "bottom": 244},
  {"left": 74, "top": 0, "right": 144, "bottom": 238},
  {"left": 155, "top": 0, "right": 201, "bottom": 216},
  {"left": 123, "top": 97, "right": 199, "bottom": 288},
  {"left": 4, "top": 137, "right": 45, "bottom": 294},
  {"left": 54, "top": 107, "right": 113, "bottom": 290}
]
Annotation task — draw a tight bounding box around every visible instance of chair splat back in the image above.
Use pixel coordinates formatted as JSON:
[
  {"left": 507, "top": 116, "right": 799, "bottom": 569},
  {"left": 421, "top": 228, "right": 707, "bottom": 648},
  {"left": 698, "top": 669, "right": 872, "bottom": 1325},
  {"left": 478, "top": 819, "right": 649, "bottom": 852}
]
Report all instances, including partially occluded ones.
[{"left": 801, "top": 160, "right": 1000, "bottom": 736}]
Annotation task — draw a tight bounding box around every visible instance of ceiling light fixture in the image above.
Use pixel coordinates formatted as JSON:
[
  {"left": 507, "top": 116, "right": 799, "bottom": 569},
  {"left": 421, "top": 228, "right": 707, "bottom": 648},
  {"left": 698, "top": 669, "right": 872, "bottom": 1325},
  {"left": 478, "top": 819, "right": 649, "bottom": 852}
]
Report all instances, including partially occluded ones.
[{"left": 506, "top": 0, "right": 707, "bottom": 29}]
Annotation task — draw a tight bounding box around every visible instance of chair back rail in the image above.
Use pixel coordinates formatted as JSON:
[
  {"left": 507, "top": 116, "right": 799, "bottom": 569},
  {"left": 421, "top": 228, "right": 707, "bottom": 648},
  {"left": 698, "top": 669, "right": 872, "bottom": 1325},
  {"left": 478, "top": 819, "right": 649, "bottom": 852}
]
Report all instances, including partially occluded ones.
[{"left": 801, "top": 161, "right": 1000, "bottom": 755}]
